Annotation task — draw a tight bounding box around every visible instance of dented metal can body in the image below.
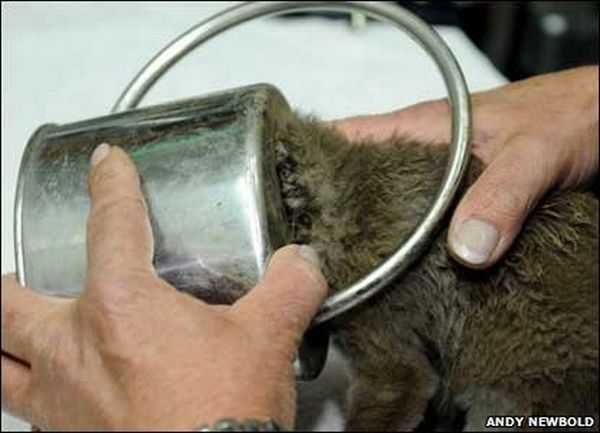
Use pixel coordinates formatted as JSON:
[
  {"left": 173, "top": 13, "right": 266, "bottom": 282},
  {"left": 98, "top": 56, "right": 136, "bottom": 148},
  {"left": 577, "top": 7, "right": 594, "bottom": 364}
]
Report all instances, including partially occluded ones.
[
  {"left": 15, "top": 84, "right": 291, "bottom": 303},
  {"left": 15, "top": 83, "right": 329, "bottom": 380}
]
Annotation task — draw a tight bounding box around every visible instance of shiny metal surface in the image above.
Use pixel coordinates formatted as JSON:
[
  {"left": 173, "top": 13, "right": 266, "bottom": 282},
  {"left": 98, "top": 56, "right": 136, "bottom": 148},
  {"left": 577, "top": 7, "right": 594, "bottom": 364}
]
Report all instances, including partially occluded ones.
[
  {"left": 16, "top": 84, "right": 291, "bottom": 301},
  {"left": 113, "top": 1, "right": 471, "bottom": 325}
]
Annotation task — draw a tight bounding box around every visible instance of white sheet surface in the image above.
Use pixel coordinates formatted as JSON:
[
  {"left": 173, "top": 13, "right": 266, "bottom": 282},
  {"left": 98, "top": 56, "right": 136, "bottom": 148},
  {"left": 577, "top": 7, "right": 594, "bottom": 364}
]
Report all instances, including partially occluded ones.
[{"left": 1, "top": 2, "right": 507, "bottom": 431}]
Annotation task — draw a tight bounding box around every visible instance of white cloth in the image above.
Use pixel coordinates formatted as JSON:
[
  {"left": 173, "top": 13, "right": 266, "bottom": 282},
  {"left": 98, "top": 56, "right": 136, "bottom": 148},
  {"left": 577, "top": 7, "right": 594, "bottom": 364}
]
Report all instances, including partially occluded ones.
[{"left": 1, "top": 2, "right": 507, "bottom": 431}]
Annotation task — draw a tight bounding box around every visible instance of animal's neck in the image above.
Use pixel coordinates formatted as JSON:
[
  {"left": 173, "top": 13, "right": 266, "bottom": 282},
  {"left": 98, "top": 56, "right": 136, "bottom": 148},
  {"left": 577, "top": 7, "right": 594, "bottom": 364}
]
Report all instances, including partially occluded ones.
[{"left": 271, "top": 114, "right": 453, "bottom": 291}]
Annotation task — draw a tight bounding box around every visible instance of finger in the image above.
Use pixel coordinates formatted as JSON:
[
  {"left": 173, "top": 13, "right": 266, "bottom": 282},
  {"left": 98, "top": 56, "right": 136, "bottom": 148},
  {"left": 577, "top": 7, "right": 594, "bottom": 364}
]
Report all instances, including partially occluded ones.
[
  {"left": 328, "top": 99, "right": 451, "bottom": 144},
  {"left": 1, "top": 352, "right": 32, "bottom": 418},
  {"left": 86, "top": 143, "right": 154, "bottom": 278},
  {"left": 1, "top": 274, "right": 53, "bottom": 360},
  {"left": 447, "top": 136, "right": 555, "bottom": 268},
  {"left": 232, "top": 245, "right": 327, "bottom": 347}
]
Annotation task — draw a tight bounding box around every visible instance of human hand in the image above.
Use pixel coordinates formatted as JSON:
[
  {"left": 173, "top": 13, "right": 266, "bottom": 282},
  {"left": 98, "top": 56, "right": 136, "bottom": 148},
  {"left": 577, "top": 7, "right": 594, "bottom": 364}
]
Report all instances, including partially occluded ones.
[
  {"left": 1, "top": 144, "right": 327, "bottom": 430},
  {"left": 331, "top": 66, "right": 599, "bottom": 268}
]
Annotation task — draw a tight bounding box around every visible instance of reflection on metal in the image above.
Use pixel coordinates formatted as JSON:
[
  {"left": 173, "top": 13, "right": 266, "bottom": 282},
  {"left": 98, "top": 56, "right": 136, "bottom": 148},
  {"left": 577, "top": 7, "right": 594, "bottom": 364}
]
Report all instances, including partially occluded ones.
[{"left": 16, "top": 85, "right": 290, "bottom": 303}]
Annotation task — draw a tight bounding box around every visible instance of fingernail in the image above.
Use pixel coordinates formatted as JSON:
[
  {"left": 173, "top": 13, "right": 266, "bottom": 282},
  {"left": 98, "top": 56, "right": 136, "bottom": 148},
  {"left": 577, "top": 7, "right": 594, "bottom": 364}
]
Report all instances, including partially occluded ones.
[
  {"left": 450, "top": 219, "right": 499, "bottom": 265},
  {"left": 90, "top": 143, "right": 111, "bottom": 167},
  {"left": 298, "top": 245, "right": 321, "bottom": 269}
]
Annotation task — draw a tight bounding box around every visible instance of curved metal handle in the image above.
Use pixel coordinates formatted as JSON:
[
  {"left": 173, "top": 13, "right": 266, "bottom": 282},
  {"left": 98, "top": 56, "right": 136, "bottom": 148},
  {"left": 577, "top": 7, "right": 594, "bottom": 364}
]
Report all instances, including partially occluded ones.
[{"left": 112, "top": 1, "right": 471, "bottom": 325}]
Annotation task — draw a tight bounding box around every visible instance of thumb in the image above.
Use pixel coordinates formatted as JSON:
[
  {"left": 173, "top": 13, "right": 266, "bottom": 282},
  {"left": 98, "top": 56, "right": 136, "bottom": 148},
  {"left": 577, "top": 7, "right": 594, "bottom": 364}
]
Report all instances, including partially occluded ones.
[
  {"left": 447, "top": 138, "right": 554, "bottom": 268},
  {"left": 233, "top": 245, "right": 327, "bottom": 348}
]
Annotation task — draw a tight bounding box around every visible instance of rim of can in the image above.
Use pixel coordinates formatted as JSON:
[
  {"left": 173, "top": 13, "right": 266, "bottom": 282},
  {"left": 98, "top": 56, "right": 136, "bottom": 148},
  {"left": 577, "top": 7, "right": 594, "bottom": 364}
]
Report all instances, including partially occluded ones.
[{"left": 15, "top": 124, "right": 58, "bottom": 288}]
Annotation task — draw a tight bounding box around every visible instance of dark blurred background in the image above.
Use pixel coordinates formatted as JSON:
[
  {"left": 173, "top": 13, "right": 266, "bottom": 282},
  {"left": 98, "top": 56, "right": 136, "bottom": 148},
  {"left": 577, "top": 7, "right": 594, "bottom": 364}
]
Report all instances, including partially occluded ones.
[
  {"left": 281, "top": 1, "right": 599, "bottom": 81},
  {"left": 400, "top": 1, "right": 599, "bottom": 80}
]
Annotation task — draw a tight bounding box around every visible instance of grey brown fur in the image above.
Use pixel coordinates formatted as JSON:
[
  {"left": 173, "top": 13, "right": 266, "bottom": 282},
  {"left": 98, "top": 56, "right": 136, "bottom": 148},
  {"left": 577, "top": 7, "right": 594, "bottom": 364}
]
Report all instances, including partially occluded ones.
[{"left": 269, "top": 115, "right": 598, "bottom": 431}]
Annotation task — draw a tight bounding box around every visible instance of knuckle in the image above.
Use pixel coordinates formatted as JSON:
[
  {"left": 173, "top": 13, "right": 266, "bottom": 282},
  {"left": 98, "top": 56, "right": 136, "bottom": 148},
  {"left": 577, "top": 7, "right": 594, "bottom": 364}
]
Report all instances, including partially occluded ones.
[
  {"left": 86, "top": 274, "right": 127, "bottom": 303},
  {"left": 85, "top": 272, "right": 149, "bottom": 312},
  {"left": 476, "top": 183, "right": 529, "bottom": 224},
  {"left": 254, "top": 311, "right": 299, "bottom": 356},
  {"left": 82, "top": 273, "right": 164, "bottom": 342},
  {"left": 494, "top": 187, "right": 527, "bottom": 220},
  {"left": 77, "top": 301, "right": 130, "bottom": 355},
  {"left": 89, "top": 195, "right": 147, "bottom": 224},
  {"left": 83, "top": 280, "right": 124, "bottom": 320},
  {"left": 86, "top": 195, "right": 150, "bottom": 261}
]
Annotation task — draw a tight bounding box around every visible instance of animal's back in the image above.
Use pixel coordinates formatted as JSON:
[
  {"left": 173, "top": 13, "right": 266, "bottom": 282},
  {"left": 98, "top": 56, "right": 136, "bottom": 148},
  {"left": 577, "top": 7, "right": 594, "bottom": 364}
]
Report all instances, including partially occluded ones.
[
  {"left": 330, "top": 145, "right": 598, "bottom": 431},
  {"left": 272, "top": 116, "right": 599, "bottom": 430}
]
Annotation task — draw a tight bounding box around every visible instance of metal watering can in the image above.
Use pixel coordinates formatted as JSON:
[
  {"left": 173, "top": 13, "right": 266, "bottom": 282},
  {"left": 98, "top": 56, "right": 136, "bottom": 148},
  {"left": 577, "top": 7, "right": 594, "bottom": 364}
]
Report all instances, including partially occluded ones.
[{"left": 14, "top": 2, "right": 471, "bottom": 380}]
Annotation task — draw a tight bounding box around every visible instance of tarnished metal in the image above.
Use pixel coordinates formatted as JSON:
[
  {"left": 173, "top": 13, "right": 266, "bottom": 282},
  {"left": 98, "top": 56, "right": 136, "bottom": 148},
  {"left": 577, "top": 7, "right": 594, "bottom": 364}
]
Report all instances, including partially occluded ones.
[{"left": 16, "top": 84, "right": 291, "bottom": 301}]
